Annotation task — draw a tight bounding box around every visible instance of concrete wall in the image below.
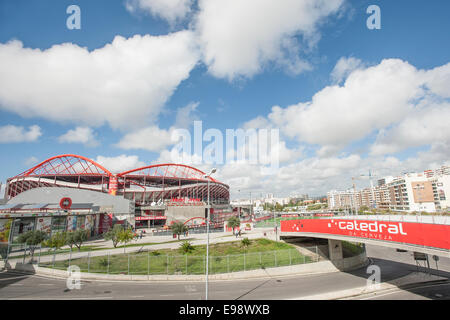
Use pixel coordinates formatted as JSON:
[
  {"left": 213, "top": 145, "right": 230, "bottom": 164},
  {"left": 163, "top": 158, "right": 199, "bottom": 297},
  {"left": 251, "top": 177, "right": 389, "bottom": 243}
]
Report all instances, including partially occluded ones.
[
  {"left": 8, "top": 187, "right": 133, "bottom": 215},
  {"left": 328, "top": 239, "right": 344, "bottom": 261},
  {"left": 165, "top": 206, "right": 206, "bottom": 223}
]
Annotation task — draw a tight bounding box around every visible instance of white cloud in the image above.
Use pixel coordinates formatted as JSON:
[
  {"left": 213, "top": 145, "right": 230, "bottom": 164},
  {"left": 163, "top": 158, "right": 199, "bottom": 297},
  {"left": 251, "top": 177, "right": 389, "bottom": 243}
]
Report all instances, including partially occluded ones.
[
  {"left": 24, "top": 156, "right": 39, "bottom": 166},
  {"left": 115, "top": 126, "right": 176, "bottom": 152},
  {"left": 0, "top": 31, "right": 199, "bottom": 129},
  {"left": 330, "top": 56, "right": 364, "bottom": 83},
  {"left": 0, "top": 125, "right": 42, "bottom": 143},
  {"left": 116, "top": 102, "right": 200, "bottom": 152},
  {"left": 216, "top": 153, "right": 362, "bottom": 197},
  {"left": 370, "top": 102, "right": 450, "bottom": 155},
  {"left": 58, "top": 127, "right": 99, "bottom": 147},
  {"left": 250, "top": 59, "right": 449, "bottom": 155},
  {"left": 194, "top": 0, "right": 344, "bottom": 80},
  {"left": 422, "top": 62, "right": 450, "bottom": 98},
  {"left": 95, "top": 155, "right": 146, "bottom": 174},
  {"left": 0, "top": 182, "right": 6, "bottom": 198},
  {"left": 242, "top": 116, "right": 272, "bottom": 131},
  {"left": 125, "top": 0, "right": 193, "bottom": 25},
  {"left": 174, "top": 102, "right": 200, "bottom": 129}
]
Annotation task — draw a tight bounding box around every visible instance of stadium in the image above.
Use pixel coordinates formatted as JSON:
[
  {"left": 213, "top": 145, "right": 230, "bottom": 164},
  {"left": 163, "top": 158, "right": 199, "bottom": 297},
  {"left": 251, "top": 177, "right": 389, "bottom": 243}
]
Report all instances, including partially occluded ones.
[{"left": 0, "top": 154, "right": 234, "bottom": 243}]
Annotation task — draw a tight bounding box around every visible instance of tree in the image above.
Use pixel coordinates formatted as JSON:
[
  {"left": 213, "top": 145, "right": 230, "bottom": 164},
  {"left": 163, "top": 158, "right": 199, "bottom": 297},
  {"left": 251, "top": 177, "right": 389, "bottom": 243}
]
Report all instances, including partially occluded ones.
[
  {"left": 118, "top": 228, "right": 134, "bottom": 253},
  {"left": 103, "top": 225, "right": 123, "bottom": 248},
  {"left": 171, "top": 222, "right": 188, "bottom": 240},
  {"left": 65, "top": 231, "right": 77, "bottom": 250},
  {"left": 179, "top": 240, "right": 195, "bottom": 254},
  {"left": 43, "top": 232, "right": 67, "bottom": 250},
  {"left": 275, "top": 203, "right": 283, "bottom": 211},
  {"left": 241, "top": 237, "right": 251, "bottom": 250},
  {"left": 227, "top": 216, "right": 241, "bottom": 235},
  {"left": 17, "top": 230, "right": 48, "bottom": 261},
  {"left": 0, "top": 219, "right": 12, "bottom": 243},
  {"left": 67, "top": 229, "right": 89, "bottom": 252},
  {"left": 359, "top": 205, "right": 369, "bottom": 213}
]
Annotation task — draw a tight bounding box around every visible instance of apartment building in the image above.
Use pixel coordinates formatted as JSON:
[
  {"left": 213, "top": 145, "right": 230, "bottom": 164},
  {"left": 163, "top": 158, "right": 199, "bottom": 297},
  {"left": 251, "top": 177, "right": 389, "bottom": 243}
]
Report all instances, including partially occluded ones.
[
  {"left": 328, "top": 165, "right": 450, "bottom": 213},
  {"left": 327, "top": 190, "right": 356, "bottom": 210}
]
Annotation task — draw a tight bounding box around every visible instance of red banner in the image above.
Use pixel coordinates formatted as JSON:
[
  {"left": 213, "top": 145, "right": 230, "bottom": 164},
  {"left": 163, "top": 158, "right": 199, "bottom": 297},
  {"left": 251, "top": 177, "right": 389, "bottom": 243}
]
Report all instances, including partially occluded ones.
[
  {"left": 136, "top": 216, "right": 167, "bottom": 221},
  {"left": 281, "top": 218, "right": 450, "bottom": 250}
]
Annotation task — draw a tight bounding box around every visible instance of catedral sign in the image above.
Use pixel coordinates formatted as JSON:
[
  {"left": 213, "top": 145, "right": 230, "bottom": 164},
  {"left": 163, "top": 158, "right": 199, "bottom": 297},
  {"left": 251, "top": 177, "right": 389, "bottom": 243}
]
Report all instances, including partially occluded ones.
[{"left": 281, "top": 219, "right": 450, "bottom": 250}]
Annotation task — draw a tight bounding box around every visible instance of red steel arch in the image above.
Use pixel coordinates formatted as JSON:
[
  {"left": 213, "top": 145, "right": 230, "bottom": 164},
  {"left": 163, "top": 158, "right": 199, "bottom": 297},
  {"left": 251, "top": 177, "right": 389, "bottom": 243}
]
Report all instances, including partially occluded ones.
[
  {"left": 15, "top": 154, "right": 113, "bottom": 178},
  {"left": 118, "top": 163, "right": 219, "bottom": 183},
  {"left": 183, "top": 217, "right": 207, "bottom": 225}
]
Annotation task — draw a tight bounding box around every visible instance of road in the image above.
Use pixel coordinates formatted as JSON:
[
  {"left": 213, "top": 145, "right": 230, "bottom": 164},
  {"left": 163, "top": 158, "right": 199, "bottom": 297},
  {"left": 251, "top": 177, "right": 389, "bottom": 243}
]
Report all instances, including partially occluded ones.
[{"left": 0, "top": 244, "right": 449, "bottom": 300}]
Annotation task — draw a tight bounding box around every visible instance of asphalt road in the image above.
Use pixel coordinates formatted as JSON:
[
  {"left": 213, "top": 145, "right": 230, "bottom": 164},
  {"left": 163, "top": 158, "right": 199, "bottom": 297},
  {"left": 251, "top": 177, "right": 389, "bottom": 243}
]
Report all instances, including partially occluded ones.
[{"left": 0, "top": 244, "right": 449, "bottom": 300}]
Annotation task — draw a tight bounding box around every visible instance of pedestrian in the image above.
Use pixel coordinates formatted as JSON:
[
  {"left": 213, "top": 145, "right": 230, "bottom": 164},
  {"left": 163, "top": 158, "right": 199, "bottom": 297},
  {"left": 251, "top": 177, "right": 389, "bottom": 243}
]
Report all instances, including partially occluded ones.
[{"left": 238, "top": 230, "right": 241, "bottom": 237}]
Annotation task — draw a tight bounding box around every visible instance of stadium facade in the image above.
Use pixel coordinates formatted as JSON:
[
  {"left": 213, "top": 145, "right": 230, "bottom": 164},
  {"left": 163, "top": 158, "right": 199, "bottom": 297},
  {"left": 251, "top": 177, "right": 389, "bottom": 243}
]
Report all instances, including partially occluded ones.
[{"left": 0, "top": 154, "right": 234, "bottom": 244}]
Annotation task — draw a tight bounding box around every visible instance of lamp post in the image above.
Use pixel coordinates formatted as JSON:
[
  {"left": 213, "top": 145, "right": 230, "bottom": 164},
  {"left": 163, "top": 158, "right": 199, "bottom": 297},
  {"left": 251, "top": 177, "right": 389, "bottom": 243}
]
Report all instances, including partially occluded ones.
[
  {"left": 204, "top": 168, "right": 216, "bottom": 301},
  {"left": 238, "top": 189, "right": 241, "bottom": 220}
]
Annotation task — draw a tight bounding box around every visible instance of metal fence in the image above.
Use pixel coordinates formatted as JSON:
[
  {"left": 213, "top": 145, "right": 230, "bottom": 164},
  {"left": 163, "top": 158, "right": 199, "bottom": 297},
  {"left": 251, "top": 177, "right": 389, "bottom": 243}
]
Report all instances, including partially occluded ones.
[
  {"left": 4, "top": 244, "right": 320, "bottom": 275},
  {"left": 151, "top": 228, "right": 224, "bottom": 237}
]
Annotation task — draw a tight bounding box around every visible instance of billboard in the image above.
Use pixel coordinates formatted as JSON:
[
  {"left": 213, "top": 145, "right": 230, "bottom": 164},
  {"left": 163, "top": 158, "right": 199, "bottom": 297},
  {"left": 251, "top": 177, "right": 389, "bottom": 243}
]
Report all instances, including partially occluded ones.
[
  {"left": 281, "top": 218, "right": 450, "bottom": 250},
  {"left": 36, "top": 217, "right": 52, "bottom": 235},
  {"left": 67, "top": 216, "right": 77, "bottom": 231},
  {"left": 0, "top": 219, "right": 13, "bottom": 243}
]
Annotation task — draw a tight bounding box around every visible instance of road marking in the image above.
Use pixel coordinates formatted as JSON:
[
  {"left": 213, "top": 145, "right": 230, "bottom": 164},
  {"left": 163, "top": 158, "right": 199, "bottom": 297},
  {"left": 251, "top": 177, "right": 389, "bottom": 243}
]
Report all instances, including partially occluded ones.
[
  {"left": 38, "top": 283, "right": 55, "bottom": 286},
  {"left": 131, "top": 295, "right": 145, "bottom": 298},
  {"left": 75, "top": 297, "right": 113, "bottom": 300},
  {"left": 0, "top": 276, "right": 29, "bottom": 281},
  {"left": 10, "top": 283, "right": 24, "bottom": 286},
  {"left": 159, "top": 294, "right": 174, "bottom": 297},
  {"left": 359, "top": 282, "right": 450, "bottom": 300}
]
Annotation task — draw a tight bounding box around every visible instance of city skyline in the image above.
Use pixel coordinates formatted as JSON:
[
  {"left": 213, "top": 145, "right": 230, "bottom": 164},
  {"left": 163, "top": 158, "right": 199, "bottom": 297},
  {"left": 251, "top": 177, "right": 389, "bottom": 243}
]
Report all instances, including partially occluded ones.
[{"left": 0, "top": 0, "right": 449, "bottom": 199}]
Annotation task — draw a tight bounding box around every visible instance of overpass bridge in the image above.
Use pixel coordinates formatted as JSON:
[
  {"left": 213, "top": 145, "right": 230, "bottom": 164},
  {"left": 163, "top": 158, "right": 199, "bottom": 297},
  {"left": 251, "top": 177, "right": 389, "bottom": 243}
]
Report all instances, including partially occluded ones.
[{"left": 281, "top": 215, "right": 450, "bottom": 259}]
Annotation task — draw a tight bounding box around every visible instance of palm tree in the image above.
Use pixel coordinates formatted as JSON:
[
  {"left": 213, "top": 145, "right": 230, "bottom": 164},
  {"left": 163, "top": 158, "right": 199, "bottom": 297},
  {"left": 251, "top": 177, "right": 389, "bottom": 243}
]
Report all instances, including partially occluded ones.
[
  {"left": 227, "top": 216, "right": 241, "bottom": 235},
  {"left": 171, "top": 222, "right": 188, "bottom": 240},
  {"left": 241, "top": 237, "right": 251, "bottom": 250}
]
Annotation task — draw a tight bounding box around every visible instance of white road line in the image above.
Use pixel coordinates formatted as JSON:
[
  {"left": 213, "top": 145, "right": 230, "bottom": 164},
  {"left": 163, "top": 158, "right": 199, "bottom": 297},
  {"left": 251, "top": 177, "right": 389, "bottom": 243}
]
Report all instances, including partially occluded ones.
[
  {"left": 0, "top": 276, "right": 29, "bottom": 281},
  {"left": 159, "top": 294, "right": 174, "bottom": 297},
  {"left": 10, "top": 284, "right": 24, "bottom": 286},
  {"left": 75, "top": 297, "right": 113, "bottom": 300},
  {"left": 38, "top": 283, "right": 55, "bottom": 286},
  {"left": 359, "top": 282, "right": 449, "bottom": 300},
  {"left": 130, "top": 295, "right": 145, "bottom": 298},
  {"left": 9, "top": 296, "right": 114, "bottom": 300}
]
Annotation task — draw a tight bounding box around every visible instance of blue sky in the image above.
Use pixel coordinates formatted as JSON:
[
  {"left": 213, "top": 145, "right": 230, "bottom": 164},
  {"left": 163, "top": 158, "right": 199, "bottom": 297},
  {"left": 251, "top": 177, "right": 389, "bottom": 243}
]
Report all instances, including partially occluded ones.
[{"left": 0, "top": 0, "right": 449, "bottom": 198}]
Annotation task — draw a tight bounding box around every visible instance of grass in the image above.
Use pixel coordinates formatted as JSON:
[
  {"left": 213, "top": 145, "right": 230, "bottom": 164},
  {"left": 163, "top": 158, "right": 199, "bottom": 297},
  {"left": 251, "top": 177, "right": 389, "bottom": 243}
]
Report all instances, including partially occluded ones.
[
  {"left": 40, "top": 238, "right": 313, "bottom": 275},
  {"left": 342, "top": 241, "right": 365, "bottom": 258},
  {"left": 255, "top": 216, "right": 318, "bottom": 227}
]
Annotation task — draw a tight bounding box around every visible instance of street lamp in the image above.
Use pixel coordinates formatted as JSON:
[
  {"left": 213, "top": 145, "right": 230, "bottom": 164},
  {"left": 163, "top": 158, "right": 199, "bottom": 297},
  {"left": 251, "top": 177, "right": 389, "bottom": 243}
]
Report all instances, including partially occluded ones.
[
  {"left": 204, "top": 168, "right": 216, "bottom": 301},
  {"left": 238, "top": 189, "right": 241, "bottom": 220}
]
